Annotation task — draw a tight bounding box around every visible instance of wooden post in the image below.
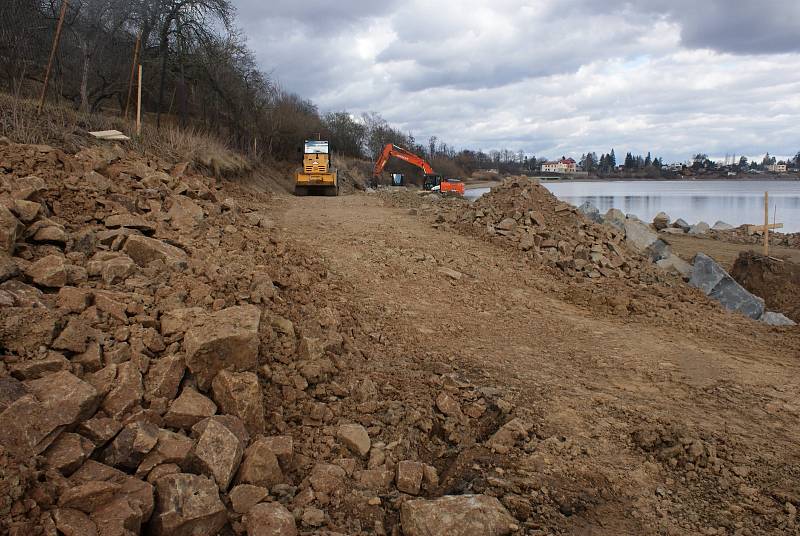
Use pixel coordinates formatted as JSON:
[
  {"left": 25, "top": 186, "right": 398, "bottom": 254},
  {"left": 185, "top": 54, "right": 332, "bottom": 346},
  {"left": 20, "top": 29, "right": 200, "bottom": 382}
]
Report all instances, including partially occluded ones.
[
  {"left": 763, "top": 192, "right": 769, "bottom": 256},
  {"left": 136, "top": 64, "right": 143, "bottom": 136},
  {"left": 124, "top": 34, "right": 141, "bottom": 119},
  {"left": 37, "top": 0, "right": 69, "bottom": 114}
]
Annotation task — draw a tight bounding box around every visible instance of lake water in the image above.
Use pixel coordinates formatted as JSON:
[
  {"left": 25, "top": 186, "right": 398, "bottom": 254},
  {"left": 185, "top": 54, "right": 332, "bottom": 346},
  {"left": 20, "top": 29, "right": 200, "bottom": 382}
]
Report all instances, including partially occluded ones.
[{"left": 466, "top": 180, "right": 800, "bottom": 233}]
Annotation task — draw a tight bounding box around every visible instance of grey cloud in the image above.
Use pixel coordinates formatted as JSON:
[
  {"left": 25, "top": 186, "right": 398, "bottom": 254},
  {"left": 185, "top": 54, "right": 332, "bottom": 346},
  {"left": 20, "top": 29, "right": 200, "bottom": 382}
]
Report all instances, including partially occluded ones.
[
  {"left": 230, "top": 0, "right": 800, "bottom": 161},
  {"left": 569, "top": 0, "right": 800, "bottom": 54}
]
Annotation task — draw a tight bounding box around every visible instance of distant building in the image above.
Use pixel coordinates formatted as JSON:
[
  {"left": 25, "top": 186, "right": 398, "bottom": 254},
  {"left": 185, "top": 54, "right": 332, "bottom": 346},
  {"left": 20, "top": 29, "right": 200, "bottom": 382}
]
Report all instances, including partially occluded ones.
[
  {"left": 541, "top": 158, "right": 577, "bottom": 174},
  {"left": 767, "top": 163, "right": 787, "bottom": 173}
]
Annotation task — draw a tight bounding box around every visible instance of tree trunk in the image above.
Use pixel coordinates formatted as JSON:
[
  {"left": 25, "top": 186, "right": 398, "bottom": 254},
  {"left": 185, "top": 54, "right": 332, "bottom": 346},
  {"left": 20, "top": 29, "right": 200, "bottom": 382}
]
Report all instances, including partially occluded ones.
[
  {"left": 156, "top": 18, "right": 172, "bottom": 129},
  {"left": 79, "top": 40, "right": 90, "bottom": 112}
]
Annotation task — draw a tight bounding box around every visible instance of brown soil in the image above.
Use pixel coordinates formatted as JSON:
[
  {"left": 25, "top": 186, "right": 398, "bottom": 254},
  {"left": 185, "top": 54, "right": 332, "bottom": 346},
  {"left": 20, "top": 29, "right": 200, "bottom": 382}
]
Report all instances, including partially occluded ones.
[
  {"left": 665, "top": 234, "right": 800, "bottom": 270},
  {"left": 731, "top": 252, "right": 800, "bottom": 323},
  {"left": 1, "top": 137, "right": 799, "bottom": 536},
  {"left": 279, "top": 193, "right": 800, "bottom": 535}
]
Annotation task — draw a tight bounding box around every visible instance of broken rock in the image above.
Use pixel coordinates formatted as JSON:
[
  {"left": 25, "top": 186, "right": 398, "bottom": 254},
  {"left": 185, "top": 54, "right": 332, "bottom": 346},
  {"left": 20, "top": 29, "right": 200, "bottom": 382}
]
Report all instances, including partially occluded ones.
[
  {"left": 137, "top": 429, "right": 194, "bottom": 477},
  {"left": 244, "top": 502, "right": 297, "bottom": 536},
  {"left": 211, "top": 369, "right": 265, "bottom": 435},
  {"left": 485, "top": 418, "right": 531, "bottom": 454},
  {"left": 229, "top": 484, "right": 268, "bottom": 514},
  {"left": 400, "top": 494, "right": 517, "bottom": 536},
  {"left": 396, "top": 461, "right": 424, "bottom": 495},
  {"left": 236, "top": 438, "right": 284, "bottom": 488},
  {"left": 337, "top": 423, "right": 371, "bottom": 458},
  {"left": 189, "top": 418, "right": 243, "bottom": 490},
  {"left": 102, "top": 421, "right": 159, "bottom": 470},
  {"left": 26, "top": 254, "right": 68, "bottom": 287},
  {"left": 44, "top": 432, "right": 95, "bottom": 476},
  {"left": 163, "top": 387, "right": 217, "bottom": 429},
  {"left": 145, "top": 355, "right": 185, "bottom": 401},
  {"left": 101, "top": 361, "right": 143, "bottom": 418},
  {"left": 0, "top": 205, "right": 22, "bottom": 253},
  {"left": 149, "top": 473, "right": 227, "bottom": 536},
  {"left": 123, "top": 235, "right": 187, "bottom": 268},
  {"left": 184, "top": 305, "right": 261, "bottom": 390}
]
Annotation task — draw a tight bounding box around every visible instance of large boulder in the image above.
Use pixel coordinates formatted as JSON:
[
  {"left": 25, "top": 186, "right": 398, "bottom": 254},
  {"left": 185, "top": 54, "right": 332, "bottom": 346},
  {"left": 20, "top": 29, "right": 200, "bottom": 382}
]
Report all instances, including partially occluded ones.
[
  {"left": 652, "top": 212, "right": 670, "bottom": 230},
  {"left": 0, "top": 372, "right": 99, "bottom": 456},
  {"left": 145, "top": 355, "right": 185, "bottom": 401},
  {"left": 164, "top": 387, "right": 217, "bottom": 429},
  {"left": 760, "top": 312, "right": 796, "bottom": 326},
  {"left": 102, "top": 421, "right": 159, "bottom": 470},
  {"left": 189, "top": 418, "right": 243, "bottom": 490},
  {"left": 211, "top": 370, "right": 265, "bottom": 436},
  {"left": 672, "top": 218, "right": 690, "bottom": 232},
  {"left": 689, "top": 253, "right": 765, "bottom": 319},
  {"left": 123, "top": 235, "right": 187, "bottom": 268},
  {"left": 244, "top": 502, "right": 297, "bottom": 536},
  {"left": 688, "top": 222, "right": 710, "bottom": 236},
  {"left": 337, "top": 423, "right": 371, "bottom": 458},
  {"left": 603, "top": 208, "right": 626, "bottom": 229},
  {"left": 168, "top": 196, "right": 204, "bottom": 231},
  {"left": 712, "top": 221, "right": 734, "bottom": 231},
  {"left": 0, "top": 205, "right": 22, "bottom": 254},
  {"left": 646, "top": 239, "right": 672, "bottom": 262},
  {"left": 400, "top": 495, "right": 517, "bottom": 536},
  {"left": 577, "top": 201, "right": 602, "bottom": 224},
  {"left": 236, "top": 438, "right": 284, "bottom": 488},
  {"left": 149, "top": 473, "right": 227, "bottom": 536},
  {"left": 623, "top": 220, "right": 658, "bottom": 253},
  {"left": 26, "top": 254, "right": 68, "bottom": 288},
  {"left": 656, "top": 254, "right": 693, "bottom": 279},
  {"left": 184, "top": 305, "right": 261, "bottom": 390}
]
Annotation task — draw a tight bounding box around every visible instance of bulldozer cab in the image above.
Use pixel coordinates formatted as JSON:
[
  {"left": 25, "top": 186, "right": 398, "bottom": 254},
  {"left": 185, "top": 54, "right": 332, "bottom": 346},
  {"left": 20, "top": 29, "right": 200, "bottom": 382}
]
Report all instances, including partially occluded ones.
[{"left": 304, "top": 140, "right": 328, "bottom": 155}]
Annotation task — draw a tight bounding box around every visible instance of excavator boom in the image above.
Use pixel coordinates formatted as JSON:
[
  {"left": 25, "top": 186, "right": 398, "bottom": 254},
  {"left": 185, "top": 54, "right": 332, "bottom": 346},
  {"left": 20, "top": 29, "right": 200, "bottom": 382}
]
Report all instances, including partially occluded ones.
[{"left": 374, "top": 144, "right": 434, "bottom": 177}]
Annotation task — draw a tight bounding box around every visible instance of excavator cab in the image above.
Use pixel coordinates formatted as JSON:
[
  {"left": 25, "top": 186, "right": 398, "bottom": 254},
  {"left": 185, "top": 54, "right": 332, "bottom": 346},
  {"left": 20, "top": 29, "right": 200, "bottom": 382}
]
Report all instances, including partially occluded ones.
[
  {"left": 423, "top": 174, "right": 442, "bottom": 191},
  {"left": 424, "top": 175, "right": 465, "bottom": 195}
]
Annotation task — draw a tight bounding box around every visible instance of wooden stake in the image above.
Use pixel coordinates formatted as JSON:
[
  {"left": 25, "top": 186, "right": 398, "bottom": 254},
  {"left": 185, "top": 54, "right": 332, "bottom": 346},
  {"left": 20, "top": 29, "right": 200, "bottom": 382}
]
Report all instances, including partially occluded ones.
[
  {"left": 136, "top": 64, "right": 142, "bottom": 136},
  {"left": 124, "top": 33, "right": 141, "bottom": 119},
  {"left": 763, "top": 191, "right": 769, "bottom": 256},
  {"left": 38, "top": 0, "right": 69, "bottom": 114}
]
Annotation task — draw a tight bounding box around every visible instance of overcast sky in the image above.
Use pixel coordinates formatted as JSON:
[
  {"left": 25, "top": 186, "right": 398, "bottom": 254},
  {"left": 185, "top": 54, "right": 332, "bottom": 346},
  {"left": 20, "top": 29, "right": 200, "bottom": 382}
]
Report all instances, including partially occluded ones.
[{"left": 235, "top": 0, "right": 800, "bottom": 162}]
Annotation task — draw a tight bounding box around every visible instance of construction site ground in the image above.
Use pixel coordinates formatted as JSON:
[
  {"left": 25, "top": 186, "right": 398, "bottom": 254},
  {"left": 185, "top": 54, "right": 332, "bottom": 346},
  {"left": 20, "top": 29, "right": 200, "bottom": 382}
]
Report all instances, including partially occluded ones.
[
  {"left": 665, "top": 234, "right": 800, "bottom": 269},
  {"left": 278, "top": 193, "right": 800, "bottom": 535}
]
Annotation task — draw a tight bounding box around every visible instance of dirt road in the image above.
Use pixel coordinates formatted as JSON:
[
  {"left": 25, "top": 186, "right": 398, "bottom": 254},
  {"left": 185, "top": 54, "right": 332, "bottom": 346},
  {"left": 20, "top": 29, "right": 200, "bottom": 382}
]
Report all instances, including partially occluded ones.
[{"left": 277, "top": 193, "right": 800, "bottom": 534}]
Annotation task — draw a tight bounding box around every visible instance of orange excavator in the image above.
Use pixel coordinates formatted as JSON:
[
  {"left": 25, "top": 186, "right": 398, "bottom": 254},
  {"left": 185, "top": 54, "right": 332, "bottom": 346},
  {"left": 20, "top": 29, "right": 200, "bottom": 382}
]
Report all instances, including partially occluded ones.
[{"left": 373, "top": 144, "right": 464, "bottom": 195}]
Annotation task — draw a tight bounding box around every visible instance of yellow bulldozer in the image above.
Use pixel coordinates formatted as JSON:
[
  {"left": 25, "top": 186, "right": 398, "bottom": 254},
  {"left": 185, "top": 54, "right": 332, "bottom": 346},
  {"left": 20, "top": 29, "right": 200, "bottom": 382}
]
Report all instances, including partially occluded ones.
[{"left": 295, "top": 140, "right": 338, "bottom": 196}]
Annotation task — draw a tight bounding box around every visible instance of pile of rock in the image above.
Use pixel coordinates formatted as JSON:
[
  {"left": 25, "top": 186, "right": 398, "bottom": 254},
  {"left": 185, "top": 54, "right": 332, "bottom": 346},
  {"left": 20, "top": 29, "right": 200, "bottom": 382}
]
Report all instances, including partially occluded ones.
[
  {"left": 1, "top": 141, "right": 544, "bottom": 535},
  {"left": 429, "top": 178, "right": 692, "bottom": 281}
]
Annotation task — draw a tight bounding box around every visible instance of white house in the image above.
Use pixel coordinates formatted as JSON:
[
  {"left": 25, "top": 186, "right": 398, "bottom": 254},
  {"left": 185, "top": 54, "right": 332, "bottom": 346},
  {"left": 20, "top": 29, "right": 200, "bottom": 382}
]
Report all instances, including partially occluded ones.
[
  {"left": 767, "top": 163, "right": 787, "bottom": 173},
  {"left": 541, "top": 158, "right": 577, "bottom": 174}
]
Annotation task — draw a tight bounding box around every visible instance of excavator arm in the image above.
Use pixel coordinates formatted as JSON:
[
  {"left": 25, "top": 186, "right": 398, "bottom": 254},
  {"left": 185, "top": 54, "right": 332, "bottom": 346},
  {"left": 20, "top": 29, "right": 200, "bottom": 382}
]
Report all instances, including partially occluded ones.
[{"left": 373, "top": 144, "right": 435, "bottom": 177}]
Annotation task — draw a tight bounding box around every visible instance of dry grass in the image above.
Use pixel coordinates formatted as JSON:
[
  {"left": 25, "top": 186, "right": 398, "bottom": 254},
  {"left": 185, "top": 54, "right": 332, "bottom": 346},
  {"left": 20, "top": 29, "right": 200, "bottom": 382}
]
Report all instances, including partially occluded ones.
[{"left": 0, "top": 94, "right": 251, "bottom": 177}]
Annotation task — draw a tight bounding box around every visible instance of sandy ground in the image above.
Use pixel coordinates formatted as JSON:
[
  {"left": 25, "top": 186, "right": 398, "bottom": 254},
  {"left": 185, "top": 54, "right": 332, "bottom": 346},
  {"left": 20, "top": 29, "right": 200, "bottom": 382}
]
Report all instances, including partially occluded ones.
[
  {"left": 665, "top": 234, "right": 800, "bottom": 269},
  {"left": 276, "top": 193, "right": 800, "bottom": 535}
]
